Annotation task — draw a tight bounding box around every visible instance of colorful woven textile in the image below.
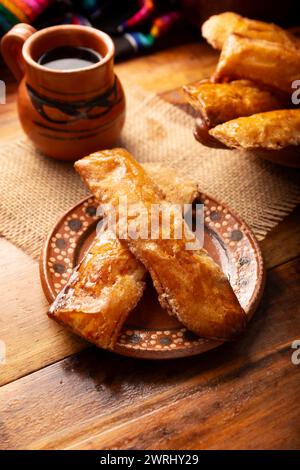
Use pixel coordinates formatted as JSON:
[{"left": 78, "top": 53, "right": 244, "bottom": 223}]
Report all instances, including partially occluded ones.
[{"left": 0, "top": 0, "right": 184, "bottom": 61}]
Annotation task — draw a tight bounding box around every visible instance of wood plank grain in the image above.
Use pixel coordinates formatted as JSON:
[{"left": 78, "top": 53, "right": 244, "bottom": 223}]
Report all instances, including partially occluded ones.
[
  {"left": 71, "top": 348, "right": 300, "bottom": 450},
  {"left": 0, "top": 80, "right": 23, "bottom": 145},
  {"left": 116, "top": 42, "right": 218, "bottom": 94},
  {"left": 261, "top": 206, "right": 300, "bottom": 269},
  {"left": 0, "top": 257, "right": 298, "bottom": 450},
  {"left": 0, "top": 238, "right": 85, "bottom": 386}
]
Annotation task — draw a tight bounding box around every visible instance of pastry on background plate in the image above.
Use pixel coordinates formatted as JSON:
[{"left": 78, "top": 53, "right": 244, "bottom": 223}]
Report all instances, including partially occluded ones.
[
  {"left": 202, "top": 11, "right": 299, "bottom": 51},
  {"left": 213, "top": 33, "right": 300, "bottom": 95},
  {"left": 75, "top": 148, "right": 246, "bottom": 341},
  {"left": 209, "top": 109, "right": 300, "bottom": 150},
  {"left": 183, "top": 79, "right": 285, "bottom": 129},
  {"left": 183, "top": 11, "right": 300, "bottom": 162}
]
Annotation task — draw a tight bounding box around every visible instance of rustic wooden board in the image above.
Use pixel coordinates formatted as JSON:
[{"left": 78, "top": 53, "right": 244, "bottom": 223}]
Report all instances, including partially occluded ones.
[
  {"left": 71, "top": 350, "right": 299, "bottom": 450},
  {"left": 0, "top": 258, "right": 299, "bottom": 450},
  {"left": 260, "top": 206, "right": 300, "bottom": 269},
  {"left": 0, "top": 239, "right": 86, "bottom": 387}
]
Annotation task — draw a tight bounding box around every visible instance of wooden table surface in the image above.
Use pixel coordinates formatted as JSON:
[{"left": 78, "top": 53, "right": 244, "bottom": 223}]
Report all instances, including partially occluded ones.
[{"left": 0, "top": 41, "right": 299, "bottom": 450}]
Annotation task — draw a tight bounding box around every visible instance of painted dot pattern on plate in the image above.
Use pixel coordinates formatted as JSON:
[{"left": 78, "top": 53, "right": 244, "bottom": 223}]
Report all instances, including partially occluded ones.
[{"left": 43, "top": 195, "right": 264, "bottom": 356}]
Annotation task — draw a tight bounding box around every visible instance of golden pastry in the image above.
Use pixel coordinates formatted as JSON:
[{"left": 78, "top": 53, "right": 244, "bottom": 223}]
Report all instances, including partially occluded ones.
[
  {"left": 183, "top": 79, "right": 284, "bottom": 129},
  {"left": 48, "top": 230, "right": 146, "bottom": 350},
  {"left": 144, "top": 163, "right": 199, "bottom": 205},
  {"left": 209, "top": 109, "right": 300, "bottom": 150},
  {"left": 213, "top": 34, "right": 300, "bottom": 95},
  {"left": 202, "top": 12, "right": 298, "bottom": 51},
  {"left": 75, "top": 148, "right": 246, "bottom": 341}
]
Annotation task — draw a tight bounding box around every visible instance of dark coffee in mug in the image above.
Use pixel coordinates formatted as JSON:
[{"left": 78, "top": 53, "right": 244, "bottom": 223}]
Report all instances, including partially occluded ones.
[
  {"left": 1, "top": 23, "right": 125, "bottom": 159},
  {"left": 38, "top": 46, "right": 102, "bottom": 70}
]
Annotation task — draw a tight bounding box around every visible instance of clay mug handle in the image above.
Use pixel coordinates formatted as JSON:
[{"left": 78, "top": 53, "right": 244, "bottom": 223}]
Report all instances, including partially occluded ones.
[{"left": 1, "top": 23, "right": 37, "bottom": 82}]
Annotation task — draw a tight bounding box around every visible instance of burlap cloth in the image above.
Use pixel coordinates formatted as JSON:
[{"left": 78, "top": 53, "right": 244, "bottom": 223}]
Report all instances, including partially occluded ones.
[{"left": 0, "top": 88, "right": 300, "bottom": 260}]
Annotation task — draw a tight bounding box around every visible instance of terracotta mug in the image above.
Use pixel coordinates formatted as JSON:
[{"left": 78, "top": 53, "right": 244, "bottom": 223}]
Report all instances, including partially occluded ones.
[{"left": 1, "top": 24, "right": 126, "bottom": 160}]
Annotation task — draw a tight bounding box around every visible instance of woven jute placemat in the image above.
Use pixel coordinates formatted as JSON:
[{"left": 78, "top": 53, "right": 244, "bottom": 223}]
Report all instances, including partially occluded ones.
[{"left": 0, "top": 88, "right": 299, "bottom": 259}]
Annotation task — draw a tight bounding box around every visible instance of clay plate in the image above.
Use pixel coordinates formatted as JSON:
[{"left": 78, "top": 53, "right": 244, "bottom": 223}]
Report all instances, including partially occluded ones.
[{"left": 40, "top": 194, "right": 265, "bottom": 359}]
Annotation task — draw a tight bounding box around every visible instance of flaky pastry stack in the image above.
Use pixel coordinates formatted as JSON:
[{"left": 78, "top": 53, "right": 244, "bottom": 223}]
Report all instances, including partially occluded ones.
[{"left": 183, "top": 12, "right": 300, "bottom": 151}]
